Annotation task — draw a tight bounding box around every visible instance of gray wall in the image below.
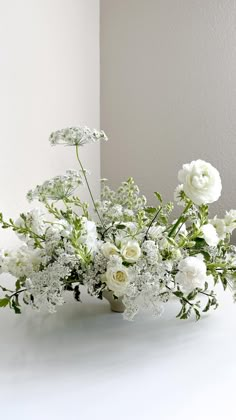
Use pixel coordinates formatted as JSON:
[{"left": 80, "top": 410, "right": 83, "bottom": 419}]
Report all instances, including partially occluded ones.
[{"left": 101, "top": 0, "right": 236, "bottom": 217}]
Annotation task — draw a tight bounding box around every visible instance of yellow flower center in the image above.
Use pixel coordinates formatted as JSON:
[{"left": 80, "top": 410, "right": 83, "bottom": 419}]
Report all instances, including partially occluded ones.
[
  {"left": 115, "top": 271, "right": 126, "bottom": 283},
  {"left": 126, "top": 248, "right": 136, "bottom": 257},
  {"left": 109, "top": 248, "right": 118, "bottom": 255}
]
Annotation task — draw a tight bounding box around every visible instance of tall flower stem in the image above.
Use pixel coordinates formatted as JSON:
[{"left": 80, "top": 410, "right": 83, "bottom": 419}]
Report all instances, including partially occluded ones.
[
  {"left": 168, "top": 201, "right": 192, "bottom": 238},
  {"left": 142, "top": 207, "right": 162, "bottom": 243},
  {"left": 75, "top": 145, "right": 104, "bottom": 227}
]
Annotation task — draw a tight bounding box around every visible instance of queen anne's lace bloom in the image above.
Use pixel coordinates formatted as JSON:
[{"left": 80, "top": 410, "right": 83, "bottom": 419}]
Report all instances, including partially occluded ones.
[
  {"left": 49, "top": 126, "right": 108, "bottom": 147},
  {"left": 27, "top": 170, "right": 82, "bottom": 202}
]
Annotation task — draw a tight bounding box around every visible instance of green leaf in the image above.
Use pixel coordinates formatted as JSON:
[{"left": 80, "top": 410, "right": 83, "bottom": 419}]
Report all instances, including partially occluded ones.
[
  {"left": 194, "top": 308, "right": 201, "bottom": 321},
  {"left": 15, "top": 279, "right": 22, "bottom": 291},
  {"left": 154, "top": 192, "right": 162, "bottom": 203},
  {"left": 194, "top": 238, "right": 206, "bottom": 248},
  {"left": 145, "top": 207, "right": 157, "bottom": 214},
  {"left": 115, "top": 224, "right": 126, "bottom": 229},
  {"left": 0, "top": 298, "right": 10, "bottom": 307},
  {"left": 202, "top": 298, "right": 211, "bottom": 313},
  {"left": 187, "top": 289, "right": 198, "bottom": 300},
  {"left": 173, "top": 290, "right": 184, "bottom": 298}
]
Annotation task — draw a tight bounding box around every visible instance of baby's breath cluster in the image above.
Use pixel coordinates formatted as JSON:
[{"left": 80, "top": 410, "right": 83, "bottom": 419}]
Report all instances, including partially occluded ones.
[{"left": 0, "top": 128, "right": 236, "bottom": 322}]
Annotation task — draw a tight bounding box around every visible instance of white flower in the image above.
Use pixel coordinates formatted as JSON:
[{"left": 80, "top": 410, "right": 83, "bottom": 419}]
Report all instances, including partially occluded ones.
[
  {"left": 224, "top": 210, "right": 236, "bottom": 234},
  {"left": 101, "top": 242, "right": 119, "bottom": 258},
  {"left": 81, "top": 218, "right": 98, "bottom": 253},
  {"left": 121, "top": 240, "right": 141, "bottom": 263},
  {"left": 209, "top": 217, "right": 227, "bottom": 240},
  {"left": 1, "top": 246, "right": 42, "bottom": 278},
  {"left": 178, "top": 159, "right": 222, "bottom": 205},
  {"left": 105, "top": 264, "right": 129, "bottom": 297},
  {"left": 201, "top": 224, "right": 219, "bottom": 247},
  {"left": 148, "top": 226, "right": 165, "bottom": 240},
  {"left": 27, "top": 170, "right": 82, "bottom": 202},
  {"left": 49, "top": 126, "right": 108, "bottom": 147},
  {"left": 176, "top": 255, "right": 208, "bottom": 292}
]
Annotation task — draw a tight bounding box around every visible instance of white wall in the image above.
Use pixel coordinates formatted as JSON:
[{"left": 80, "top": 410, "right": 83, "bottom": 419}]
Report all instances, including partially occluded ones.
[
  {"left": 0, "top": 0, "right": 100, "bottom": 247},
  {"left": 101, "top": 0, "right": 236, "bottom": 218}
]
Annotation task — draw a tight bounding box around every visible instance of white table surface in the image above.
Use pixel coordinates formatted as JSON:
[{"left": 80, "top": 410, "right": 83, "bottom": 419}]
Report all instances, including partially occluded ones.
[{"left": 0, "top": 285, "right": 235, "bottom": 420}]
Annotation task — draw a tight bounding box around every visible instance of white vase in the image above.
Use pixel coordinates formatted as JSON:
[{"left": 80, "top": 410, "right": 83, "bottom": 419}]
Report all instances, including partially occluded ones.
[{"left": 103, "top": 290, "right": 125, "bottom": 313}]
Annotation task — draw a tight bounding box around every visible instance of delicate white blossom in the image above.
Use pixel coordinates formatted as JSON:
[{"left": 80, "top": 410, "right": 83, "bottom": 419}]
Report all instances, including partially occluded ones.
[
  {"left": 27, "top": 170, "right": 82, "bottom": 202},
  {"left": 81, "top": 218, "right": 98, "bottom": 253},
  {"left": 178, "top": 159, "right": 222, "bottom": 205},
  {"left": 210, "top": 216, "right": 227, "bottom": 240},
  {"left": 101, "top": 242, "right": 119, "bottom": 258},
  {"left": 121, "top": 240, "right": 141, "bottom": 263},
  {"left": 49, "top": 126, "right": 108, "bottom": 147},
  {"left": 224, "top": 210, "right": 236, "bottom": 234},
  {"left": 176, "top": 255, "right": 208, "bottom": 292},
  {"left": 201, "top": 223, "right": 219, "bottom": 247}
]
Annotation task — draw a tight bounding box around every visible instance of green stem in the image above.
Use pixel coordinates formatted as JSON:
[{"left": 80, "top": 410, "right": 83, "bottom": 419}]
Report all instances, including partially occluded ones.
[
  {"left": 168, "top": 201, "right": 192, "bottom": 238},
  {"left": 75, "top": 145, "right": 104, "bottom": 227},
  {"left": 142, "top": 207, "right": 162, "bottom": 243},
  {"left": 9, "top": 288, "right": 27, "bottom": 299}
]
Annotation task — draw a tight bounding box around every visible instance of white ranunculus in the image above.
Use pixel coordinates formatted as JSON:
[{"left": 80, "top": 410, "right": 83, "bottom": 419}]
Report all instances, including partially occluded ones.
[
  {"left": 224, "top": 209, "right": 236, "bottom": 234},
  {"left": 121, "top": 240, "right": 141, "bottom": 263},
  {"left": 175, "top": 255, "right": 208, "bottom": 292},
  {"left": 201, "top": 223, "right": 219, "bottom": 247},
  {"left": 105, "top": 265, "right": 129, "bottom": 296},
  {"left": 209, "top": 217, "right": 226, "bottom": 240},
  {"left": 178, "top": 160, "right": 222, "bottom": 205},
  {"left": 101, "top": 242, "right": 119, "bottom": 258}
]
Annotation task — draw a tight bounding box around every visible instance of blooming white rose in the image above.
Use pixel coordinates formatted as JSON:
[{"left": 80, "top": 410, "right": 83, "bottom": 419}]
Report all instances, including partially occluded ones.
[
  {"left": 176, "top": 255, "right": 208, "bottom": 292},
  {"left": 224, "top": 209, "right": 236, "bottom": 234},
  {"left": 201, "top": 223, "right": 219, "bottom": 247},
  {"left": 105, "top": 265, "right": 129, "bottom": 296},
  {"left": 178, "top": 159, "right": 222, "bottom": 205},
  {"left": 101, "top": 242, "right": 119, "bottom": 258},
  {"left": 209, "top": 216, "right": 226, "bottom": 240},
  {"left": 121, "top": 240, "right": 141, "bottom": 263}
]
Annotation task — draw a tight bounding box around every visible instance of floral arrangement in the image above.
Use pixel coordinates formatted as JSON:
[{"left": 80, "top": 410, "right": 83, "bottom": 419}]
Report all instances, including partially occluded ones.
[{"left": 0, "top": 126, "right": 236, "bottom": 321}]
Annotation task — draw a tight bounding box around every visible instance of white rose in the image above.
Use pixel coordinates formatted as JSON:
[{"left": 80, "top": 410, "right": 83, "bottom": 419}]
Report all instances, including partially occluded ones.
[
  {"left": 178, "top": 159, "right": 222, "bottom": 205},
  {"left": 105, "top": 265, "right": 129, "bottom": 296},
  {"left": 224, "top": 209, "right": 236, "bottom": 234},
  {"left": 175, "top": 255, "right": 208, "bottom": 292},
  {"left": 121, "top": 240, "right": 141, "bottom": 263},
  {"left": 209, "top": 217, "right": 226, "bottom": 240},
  {"left": 101, "top": 242, "right": 119, "bottom": 258},
  {"left": 201, "top": 223, "right": 219, "bottom": 247}
]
